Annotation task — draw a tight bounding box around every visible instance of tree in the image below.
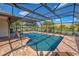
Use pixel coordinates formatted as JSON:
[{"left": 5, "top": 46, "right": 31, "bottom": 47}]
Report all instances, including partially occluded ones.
[
  {"left": 74, "top": 21, "right": 79, "bottom": 32},
  {"left": 43, "top": 21, "right": 53, "bottom": 25},
  {"left": 42, "top": 20, "right": 54, "bottom": 32},
  {"left": 59, "top": 24, "right": 66, "bottom": 30},
  {"left": 11, "top": 20, "right": 22, "bottom": 32}
]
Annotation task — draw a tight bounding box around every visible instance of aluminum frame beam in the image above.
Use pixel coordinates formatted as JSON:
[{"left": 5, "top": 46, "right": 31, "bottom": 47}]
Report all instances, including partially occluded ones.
[{"left": 13, "top": 3, "right": 50, "bottom": 19}]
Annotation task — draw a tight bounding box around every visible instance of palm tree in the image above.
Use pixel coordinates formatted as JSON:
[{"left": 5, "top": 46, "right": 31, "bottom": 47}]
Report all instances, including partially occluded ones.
[
  {"left": 42, "top": 20, "right": 54, "bottom": 32},
  {"left": 75, "top": 21, "right": 79, "bottom": 32},
  {"left": 59, "top": 24, "right": 66, "bottom": 30},
  {"left": 12, "top": 20, "right": 22, "bottom": 32}
]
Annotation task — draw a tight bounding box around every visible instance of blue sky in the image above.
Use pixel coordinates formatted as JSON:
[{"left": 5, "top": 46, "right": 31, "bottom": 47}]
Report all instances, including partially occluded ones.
[
  {"left": 0, "top": 3, "right": 22, "bottom": 17},
  {"left": 0, "top": 3, "right": 79, "bottom": 24},
  {"left": 52, "top": 16, "right": 73, "bottom": 23}
]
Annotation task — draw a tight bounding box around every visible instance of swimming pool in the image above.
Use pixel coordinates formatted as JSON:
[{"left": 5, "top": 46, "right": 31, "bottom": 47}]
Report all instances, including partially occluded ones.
[{"left": 22, "top": 33, "right": 63, "bottom": 51}]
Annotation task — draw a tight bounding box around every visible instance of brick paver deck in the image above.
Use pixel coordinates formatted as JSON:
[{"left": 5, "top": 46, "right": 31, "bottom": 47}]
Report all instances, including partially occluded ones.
[{"left": 0, "top": 33, "right": 79, "bottom": 56}]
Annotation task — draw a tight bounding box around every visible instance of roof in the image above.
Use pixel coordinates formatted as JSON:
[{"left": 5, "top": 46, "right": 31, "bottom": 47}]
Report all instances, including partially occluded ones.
[{"left": 0, "top": 3, "right": 79, "bottom": 23}]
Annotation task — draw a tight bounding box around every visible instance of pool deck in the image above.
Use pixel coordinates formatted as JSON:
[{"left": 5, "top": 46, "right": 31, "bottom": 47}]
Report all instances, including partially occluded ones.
[{"left": 0, "top": 32, "right": 79, "bottom": 56}]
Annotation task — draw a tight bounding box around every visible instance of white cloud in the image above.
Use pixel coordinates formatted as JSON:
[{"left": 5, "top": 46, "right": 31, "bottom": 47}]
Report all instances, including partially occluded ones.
[
  {"left": 36, "top": 22, "right": 41, "bottom": 27},
  {"left": 74, "top": 18, "right": 79, "bottom": 22},
  {"left": 58, "top": 3, "right": 67, "bottom": 8},
  {"left": 19, "top": 11, "right": 29, "bottom": 16},
  {"left": 55, "top": 19, "right": 60, "bottom": 22}
]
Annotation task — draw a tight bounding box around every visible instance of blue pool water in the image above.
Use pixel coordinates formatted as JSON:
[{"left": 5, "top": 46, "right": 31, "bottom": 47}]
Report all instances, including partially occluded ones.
[{"left": 22, "top": 33, "right": 63, "bottom": 51}]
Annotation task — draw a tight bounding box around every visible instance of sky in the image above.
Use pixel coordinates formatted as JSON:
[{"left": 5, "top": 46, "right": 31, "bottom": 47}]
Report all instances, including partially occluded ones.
[
  {"left": 52, "top": 16, "right": 74, "bottom": 23},
  {"left": 0, "top": 3, "right": 79, "bottom": 24}
]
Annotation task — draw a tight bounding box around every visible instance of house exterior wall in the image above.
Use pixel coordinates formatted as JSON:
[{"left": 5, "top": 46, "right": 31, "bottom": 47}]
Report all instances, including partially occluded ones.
[{"left": 0, "top": 16, "right": 9, "bottom": 37}]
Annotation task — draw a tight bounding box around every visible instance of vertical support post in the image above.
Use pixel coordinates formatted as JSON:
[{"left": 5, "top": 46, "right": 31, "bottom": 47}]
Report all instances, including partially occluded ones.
[
  {"left": 20, "top": 22, "right": 23, "bottom": 45},
  {"left": 37, "top": 23, "right": 38, "bottom": 32},
  {"left": 8, "top": 17, "right": 13, "bottom": 53},
  {"left": 40, "top": 22, "right": 42, "bottom": 32},
  {"left": 7, "top": 5, "right": 14, "bottom": 54},
  {"left": 50, "top": 17, "right": 55, "bottom": 33},
  {"left": 36, "top": 25, "right": 37, "bottom": 31},
  {"left": 46, "top": 21, "right": 48, "bottom": 33},
  {"left": 60, "top": 18, "right": 62, "bottom": 34},
  {"left": 72, "top": 3, "right": 75, "bottom": 35},
  {"left": 38, "top": 25, "right": 39, "bottom": 32}
]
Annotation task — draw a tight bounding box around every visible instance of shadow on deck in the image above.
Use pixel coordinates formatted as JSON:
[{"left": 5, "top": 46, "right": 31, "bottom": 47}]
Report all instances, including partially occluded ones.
[{"left": 0, "top": 35, "right": 79, "bottom": 56}]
